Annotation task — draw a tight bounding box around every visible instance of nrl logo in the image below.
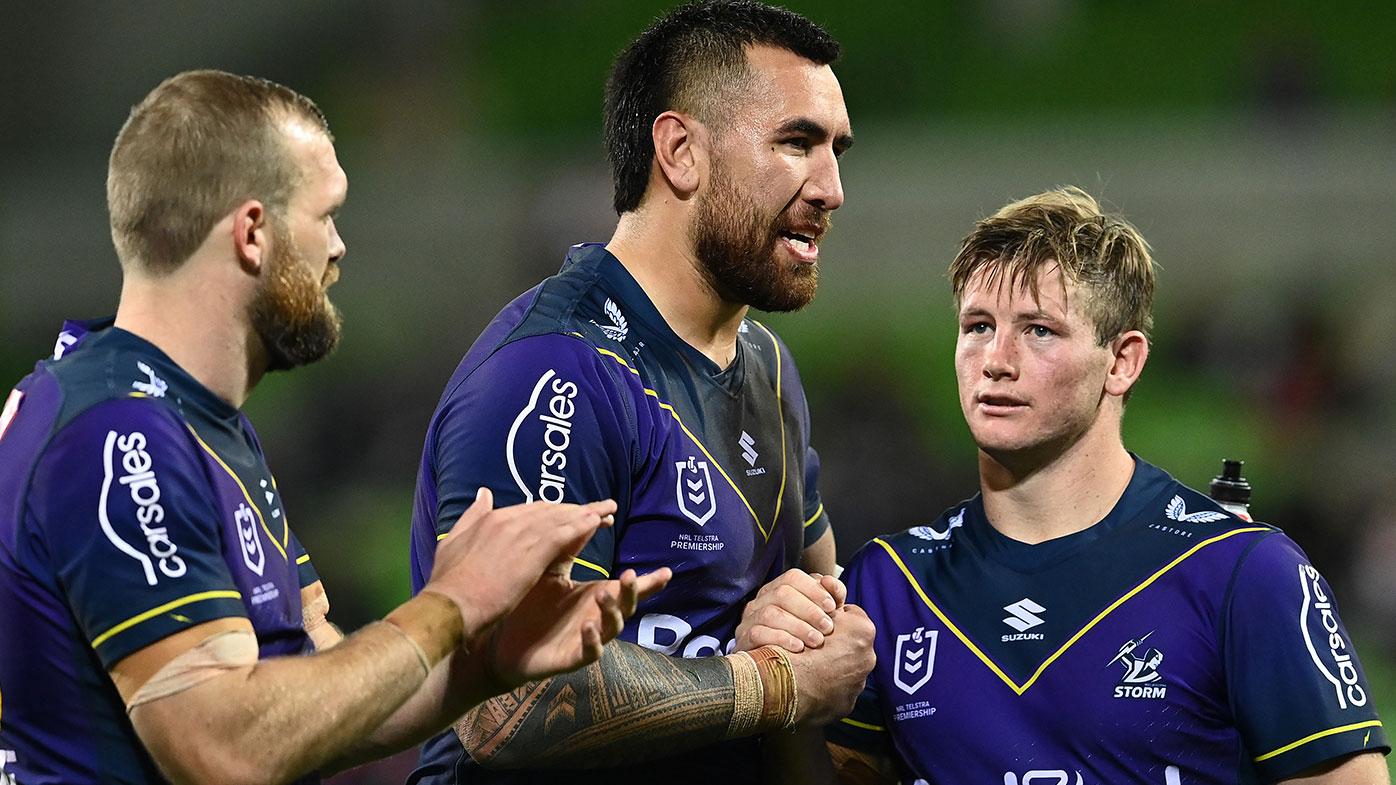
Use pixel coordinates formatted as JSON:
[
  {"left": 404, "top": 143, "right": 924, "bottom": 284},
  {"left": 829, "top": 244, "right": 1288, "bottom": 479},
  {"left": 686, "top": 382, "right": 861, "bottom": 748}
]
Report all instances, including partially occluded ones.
[
  {"left": 596, "top": 298, "right": 628, "bottom": 342},
  {"left": 909, "top": 508, "right": 964, "bottom": 541},
  {"left": 675, "top": 456, "right": 716, "bottom": 526},
  {"left": 1164, "top": 495, "right": 1228, "bottom": 524},
  {"left": 894, "top": 626, "right": 937, "bottom": 694}
]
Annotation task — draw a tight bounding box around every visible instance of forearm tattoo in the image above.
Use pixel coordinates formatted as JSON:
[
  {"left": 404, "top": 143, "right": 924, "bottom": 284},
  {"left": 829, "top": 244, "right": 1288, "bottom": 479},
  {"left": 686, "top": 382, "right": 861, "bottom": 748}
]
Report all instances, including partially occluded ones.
[{"left": 456, "top": 641, "right": 736, "bottom": 768}]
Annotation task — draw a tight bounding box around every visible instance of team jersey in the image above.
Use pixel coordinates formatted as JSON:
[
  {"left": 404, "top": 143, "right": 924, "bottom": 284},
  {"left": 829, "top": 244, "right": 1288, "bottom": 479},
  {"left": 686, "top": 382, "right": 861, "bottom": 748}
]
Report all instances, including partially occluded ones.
[
  {"left": 408, "top": 243, "right": 830, "bottom": 784},
  {"left": 827, "top": 457, "right": 1388, "bottom": 785},
  {"left": 0, "top": 320, "right": 318, "bottom": 785}
]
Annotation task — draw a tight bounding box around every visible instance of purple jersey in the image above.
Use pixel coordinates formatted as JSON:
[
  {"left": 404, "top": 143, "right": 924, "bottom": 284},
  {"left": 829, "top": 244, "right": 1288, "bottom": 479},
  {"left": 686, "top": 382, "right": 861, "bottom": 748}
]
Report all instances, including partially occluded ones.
[
  {"left": 828, "top": 457, "right": 1387, "bottom": 784},
  {"left": 409, "top": 244, "right": 830, "bottom": 784},
  {"left": 0, "top": 320, "right": 318, "bottom": 785}
]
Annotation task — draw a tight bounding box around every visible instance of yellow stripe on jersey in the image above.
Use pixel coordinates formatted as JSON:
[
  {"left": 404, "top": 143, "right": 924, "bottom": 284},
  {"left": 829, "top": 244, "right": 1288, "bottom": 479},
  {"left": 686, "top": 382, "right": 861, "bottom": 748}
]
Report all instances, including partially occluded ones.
[
  {"left": 1254, "top": 720, "right": 1384, "bottom": 763},
  {"left": 572, "top": 557, "right": 611, "bottom": 578},
  {"left": 839, "top": 717, "right": 886, "bottom": 732},
  {"left": 591, "top": 333, "right": 791, "bottom": 542},
  {"left": 296, "top": 553, "right": 311, "bottom": 565},
  {"left": 91, "top": 590, "right": 243, "bottom": 648},
  {"left": 874, "top": 526, "right": 1270, "bottom": 695},
  {"left": 804, "top": 503, "right": 825, "bottom": 528},
  {"left": 184, "top": 424, "right": 289, "bottom": 561}
]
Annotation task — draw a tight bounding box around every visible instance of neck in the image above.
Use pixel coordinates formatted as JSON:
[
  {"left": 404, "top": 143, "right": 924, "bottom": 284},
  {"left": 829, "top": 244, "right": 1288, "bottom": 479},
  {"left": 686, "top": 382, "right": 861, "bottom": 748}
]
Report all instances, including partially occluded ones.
[
  {"left": 977, "top": 423, "right": 1135, "bottom": 545},
  {"left": 607, "top": 210, "right": 746, "bottom": 368},
  {"left": 113, "top": 256, "right": 263, "bottom": 409}
]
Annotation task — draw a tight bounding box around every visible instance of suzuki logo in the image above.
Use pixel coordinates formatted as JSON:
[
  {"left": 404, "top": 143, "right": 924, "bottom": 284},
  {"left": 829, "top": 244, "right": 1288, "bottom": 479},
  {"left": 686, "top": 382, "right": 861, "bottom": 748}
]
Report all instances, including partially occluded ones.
[
  {"left": 1002, "top": 598, "right": 1046, "bottom": 632},
  {"left": 739, "top": 431, "right": 758, "bottom": 466}
]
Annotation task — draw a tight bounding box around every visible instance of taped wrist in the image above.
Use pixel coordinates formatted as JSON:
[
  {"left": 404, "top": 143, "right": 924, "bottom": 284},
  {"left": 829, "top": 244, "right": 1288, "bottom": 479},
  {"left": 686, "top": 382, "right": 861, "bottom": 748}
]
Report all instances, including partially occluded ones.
[
  {"left": 725, "top": 646, "right": 798, "bottom": 737},
  {"left": 384, "top": 590, "right": 468, "bottom": 676}
]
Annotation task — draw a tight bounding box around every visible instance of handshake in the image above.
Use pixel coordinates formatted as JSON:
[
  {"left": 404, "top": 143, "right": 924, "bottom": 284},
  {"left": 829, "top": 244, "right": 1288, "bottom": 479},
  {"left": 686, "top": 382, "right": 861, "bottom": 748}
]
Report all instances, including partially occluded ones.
[{"left": 731, "top": 569, "right": 878, "bottom": 730}]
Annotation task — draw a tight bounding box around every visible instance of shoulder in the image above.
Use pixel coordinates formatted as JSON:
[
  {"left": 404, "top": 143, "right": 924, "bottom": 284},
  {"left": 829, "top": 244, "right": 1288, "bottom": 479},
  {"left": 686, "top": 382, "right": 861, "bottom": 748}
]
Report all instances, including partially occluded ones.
[{"left": 847, "top": 501, "right": 974, "bottom": 575}]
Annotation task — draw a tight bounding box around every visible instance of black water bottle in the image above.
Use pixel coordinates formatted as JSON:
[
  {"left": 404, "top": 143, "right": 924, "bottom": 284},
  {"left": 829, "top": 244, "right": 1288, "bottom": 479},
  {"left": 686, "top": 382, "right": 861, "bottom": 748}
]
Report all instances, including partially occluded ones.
[{"left": 1209, "top": 459, "right": 1252, "bottom": 521}]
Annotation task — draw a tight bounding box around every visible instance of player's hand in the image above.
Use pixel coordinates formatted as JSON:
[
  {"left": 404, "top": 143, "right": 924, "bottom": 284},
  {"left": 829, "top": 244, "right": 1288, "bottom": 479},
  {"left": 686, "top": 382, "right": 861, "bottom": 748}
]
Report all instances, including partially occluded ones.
[
  {"left": 423, "top": 487, "right": 618, "bottom": 639},
  {"left": 484, "top": 566, "right": 672, "bottom": 687},
  {"left": 735, "top": 569, "right": 846, "bottom": 653},
  {"left": 786, "top": 603, "right": 876, "bottom": 727}
]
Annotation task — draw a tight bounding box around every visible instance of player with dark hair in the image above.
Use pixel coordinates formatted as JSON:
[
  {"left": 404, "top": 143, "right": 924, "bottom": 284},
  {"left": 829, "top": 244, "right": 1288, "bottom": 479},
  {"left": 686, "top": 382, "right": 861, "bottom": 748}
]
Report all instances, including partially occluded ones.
[
  {"left": 0, "top": 69, "right": 667, "bottom": 785},
  {"left": 407, "top": 2, "right": 875, "bottom": 784},
  {"left": 825, "top": 187, "right": 1389, "bottom": 784}
]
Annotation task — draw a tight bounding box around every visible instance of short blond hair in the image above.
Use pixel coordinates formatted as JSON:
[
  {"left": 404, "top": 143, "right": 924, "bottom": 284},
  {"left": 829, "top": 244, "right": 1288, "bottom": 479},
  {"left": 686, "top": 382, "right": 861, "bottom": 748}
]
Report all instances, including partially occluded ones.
[
  {"left": 107, "top": 70, "right": 330, "bottom": 274},
  {"left": 949, "top": 186, "right": 1156, "bottom": 345}
]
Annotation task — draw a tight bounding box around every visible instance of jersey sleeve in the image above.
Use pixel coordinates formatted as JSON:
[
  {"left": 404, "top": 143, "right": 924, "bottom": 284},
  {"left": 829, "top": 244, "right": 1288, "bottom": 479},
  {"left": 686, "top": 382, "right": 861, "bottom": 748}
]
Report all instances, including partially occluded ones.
[
  {"left": 801, "top": 443, "right": 830, "bottom": 548},
  {"left": 1225, "top": 531, "right": 1389, "bottom": 780},
  {"left": 289, "top": 528, "right": 319, "bottom": 589},
  {"left": 772, "top": 329, "right": 829, "bottom": 549},
  {"left": 425, "top": 333, "right": 634, "bottom": 580},
  {"left": 29, "top": 398, "right": 246, "bottom": 668},
  {"left": 825, "top": 542, "right": 893, "bottom": 755}
]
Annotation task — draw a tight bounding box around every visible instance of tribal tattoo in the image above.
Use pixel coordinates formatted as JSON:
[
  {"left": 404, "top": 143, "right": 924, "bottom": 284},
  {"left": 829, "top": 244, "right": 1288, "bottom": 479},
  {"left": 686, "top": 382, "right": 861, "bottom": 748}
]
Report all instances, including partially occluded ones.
[{"left": 457, "top": 641, "right": 736, "bottom": 768}]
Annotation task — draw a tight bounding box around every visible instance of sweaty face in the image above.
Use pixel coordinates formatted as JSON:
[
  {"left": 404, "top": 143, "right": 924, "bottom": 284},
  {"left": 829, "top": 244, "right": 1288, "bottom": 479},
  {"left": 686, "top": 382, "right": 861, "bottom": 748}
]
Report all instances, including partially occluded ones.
[
  {"left": 248, "top": 216, "right": 342, "bottom": 371},
  {"left": 954, "top": 266, "right": 1118, "bottom": 463},
  {"left": 690, "top": 155, "right": 829, "bottom": 312}
]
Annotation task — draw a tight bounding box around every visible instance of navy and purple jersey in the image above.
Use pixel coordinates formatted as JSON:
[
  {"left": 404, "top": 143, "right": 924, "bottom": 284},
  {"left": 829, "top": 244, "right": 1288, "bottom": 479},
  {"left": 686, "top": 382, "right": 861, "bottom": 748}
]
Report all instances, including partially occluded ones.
[
  {"left": 0, "top": 320, "right": 318, "bottom": 785},
  {"left": 828, "top": 457, "right": 1388, "bottom": 784},
  {"left": 408, "top": 243, "right": 830, "bottom": 784}
]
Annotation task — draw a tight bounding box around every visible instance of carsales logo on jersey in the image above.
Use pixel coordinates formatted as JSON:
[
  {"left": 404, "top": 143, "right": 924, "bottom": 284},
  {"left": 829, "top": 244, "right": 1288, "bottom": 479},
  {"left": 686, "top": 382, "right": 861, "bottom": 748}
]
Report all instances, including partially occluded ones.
[
  {"left": 1299, "top": 564, "right": 1367, "bottom": 709},
  {"left": 101, "top": 430, "right": 187, "bottom": 585},
  {"left": 508, "top": 370, "right": 580, "bottom": 503}
]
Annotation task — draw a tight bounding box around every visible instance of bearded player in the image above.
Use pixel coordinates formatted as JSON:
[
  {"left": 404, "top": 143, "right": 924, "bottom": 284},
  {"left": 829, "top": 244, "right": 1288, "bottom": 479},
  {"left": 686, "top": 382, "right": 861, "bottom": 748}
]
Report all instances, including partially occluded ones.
[
  {"left": 0, "top": 70, "right": 666, "bottom": 785},
  {"left": 407, "top": 3, "right": 877, "bottom": 784}
]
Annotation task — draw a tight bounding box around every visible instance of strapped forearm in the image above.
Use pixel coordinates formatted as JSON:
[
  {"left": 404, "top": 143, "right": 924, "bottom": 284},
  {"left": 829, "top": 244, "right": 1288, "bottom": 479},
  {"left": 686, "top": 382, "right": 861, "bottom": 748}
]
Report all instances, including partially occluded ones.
[{"left": 457, "top": 640, "right": 797, "bottom": 769}]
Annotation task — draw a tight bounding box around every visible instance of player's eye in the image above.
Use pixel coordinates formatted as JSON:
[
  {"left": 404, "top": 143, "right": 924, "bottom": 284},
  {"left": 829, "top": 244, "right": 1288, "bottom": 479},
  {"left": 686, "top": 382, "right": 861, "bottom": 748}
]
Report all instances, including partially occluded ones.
[
  {"left": 964, "top": 322, "right": 992, "bottom": 335},
  {"left": 1028, "top": 325, "right": 1055, "bottom": 338},
  {"left": 784, "top": 137, "right": 812, "bottom": 153}
]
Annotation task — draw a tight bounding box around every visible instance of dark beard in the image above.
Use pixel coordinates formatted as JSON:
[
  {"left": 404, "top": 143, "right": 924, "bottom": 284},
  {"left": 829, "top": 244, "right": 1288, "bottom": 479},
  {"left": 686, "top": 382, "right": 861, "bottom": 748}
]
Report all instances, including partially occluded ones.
[
  {"left": 248, "top": 219, "right": 342, "bottom": 372},
  {"left": 690, "top": 163, "right": 825, "bottom": 313}
]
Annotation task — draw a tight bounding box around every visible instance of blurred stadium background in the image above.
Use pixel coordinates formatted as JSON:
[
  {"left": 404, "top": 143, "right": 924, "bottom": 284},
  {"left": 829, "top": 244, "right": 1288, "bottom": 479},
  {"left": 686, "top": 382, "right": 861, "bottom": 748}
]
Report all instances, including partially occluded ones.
[{"left": 3, "top": 1, "right": 1395, "bottom": 780}]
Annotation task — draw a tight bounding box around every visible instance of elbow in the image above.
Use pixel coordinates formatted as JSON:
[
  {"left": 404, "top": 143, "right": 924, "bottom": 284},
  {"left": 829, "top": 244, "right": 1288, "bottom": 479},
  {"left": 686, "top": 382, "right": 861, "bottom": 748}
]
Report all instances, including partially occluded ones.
[{"left": 147, "top": 737, "right": 306, "bottom": 785}]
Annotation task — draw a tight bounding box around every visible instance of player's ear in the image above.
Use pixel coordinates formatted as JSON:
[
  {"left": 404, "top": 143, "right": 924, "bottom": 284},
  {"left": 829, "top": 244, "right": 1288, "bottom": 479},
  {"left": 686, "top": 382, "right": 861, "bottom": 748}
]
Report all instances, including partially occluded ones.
[
  {"left": 1104, "top": 330, "right": 1148, "bottom": 398},
  {"left": 652, "top": 110, "right": 704, "bottom": 197},
  {"left": 231, "top": 200, "right": 269, "bottom": 274}
]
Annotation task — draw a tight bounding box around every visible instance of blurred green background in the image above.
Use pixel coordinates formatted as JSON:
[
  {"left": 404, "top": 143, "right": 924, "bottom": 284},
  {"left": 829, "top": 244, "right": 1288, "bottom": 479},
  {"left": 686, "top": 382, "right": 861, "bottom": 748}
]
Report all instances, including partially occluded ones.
[{"left": 4, "top": 1, "right": 1396, "bottom": 780}]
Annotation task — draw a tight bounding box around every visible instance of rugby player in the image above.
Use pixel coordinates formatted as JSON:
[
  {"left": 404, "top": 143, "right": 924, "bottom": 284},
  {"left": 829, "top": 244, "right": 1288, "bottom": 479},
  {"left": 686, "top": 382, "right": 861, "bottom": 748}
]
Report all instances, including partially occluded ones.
[
  {"left": 826, "top": 187, "right": 1390, "bottom": 784},
  {"left": 0, "top": 70, "right": 667, "bottom": 785},
  {"left": 407, "top": 2, "right": 875, "bottom": 783}
]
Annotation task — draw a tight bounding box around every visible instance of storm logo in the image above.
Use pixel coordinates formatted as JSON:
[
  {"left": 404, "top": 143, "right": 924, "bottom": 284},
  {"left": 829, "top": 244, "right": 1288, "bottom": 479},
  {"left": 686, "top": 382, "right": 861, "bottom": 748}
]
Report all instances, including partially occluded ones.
[
  {"left": 507, "top": 370, "right": 580, "bottom": 503},
  {"left": 1108, "top": 631, "right": 1167, "bottom": 699}
]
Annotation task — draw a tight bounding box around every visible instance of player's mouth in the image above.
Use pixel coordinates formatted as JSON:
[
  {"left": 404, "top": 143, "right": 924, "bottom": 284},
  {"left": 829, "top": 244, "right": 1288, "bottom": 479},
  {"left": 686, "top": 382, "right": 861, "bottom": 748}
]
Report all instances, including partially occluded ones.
[
  {"left": 778, "top": 229, "right": 820, "bottom": 263},
  {"left": 976, "top": 392, "right": 1027, "bottom": 415},
  {"left": 322, "top": 262, "right": 339, "bottom": 288}
]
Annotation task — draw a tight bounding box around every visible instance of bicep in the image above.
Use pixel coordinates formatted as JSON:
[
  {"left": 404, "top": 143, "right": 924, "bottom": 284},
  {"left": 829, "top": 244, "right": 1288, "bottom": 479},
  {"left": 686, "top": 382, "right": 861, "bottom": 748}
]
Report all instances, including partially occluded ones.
[
  {"left": 109, "top": 617, "right": 255, "bottom": 704},
  {"left": 1278, "top": 751, "right": 1390, "bottom": 784},
  {"left": 801, "top": 528, "right": 836, "bottom": 574}
]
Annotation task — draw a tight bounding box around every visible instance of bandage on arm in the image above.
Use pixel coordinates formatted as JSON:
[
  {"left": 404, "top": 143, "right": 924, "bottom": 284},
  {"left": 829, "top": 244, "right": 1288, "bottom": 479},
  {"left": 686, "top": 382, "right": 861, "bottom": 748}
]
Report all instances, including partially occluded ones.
[{"left": 125, "top": 628, "right": 258, "bottom": 710}]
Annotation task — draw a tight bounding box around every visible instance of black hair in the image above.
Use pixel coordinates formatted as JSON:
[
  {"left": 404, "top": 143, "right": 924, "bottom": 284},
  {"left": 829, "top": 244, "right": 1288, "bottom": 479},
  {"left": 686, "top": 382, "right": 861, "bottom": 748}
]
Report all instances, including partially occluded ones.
[{"left": 603, "top": 0, "right": 840, "bottom": 214}]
